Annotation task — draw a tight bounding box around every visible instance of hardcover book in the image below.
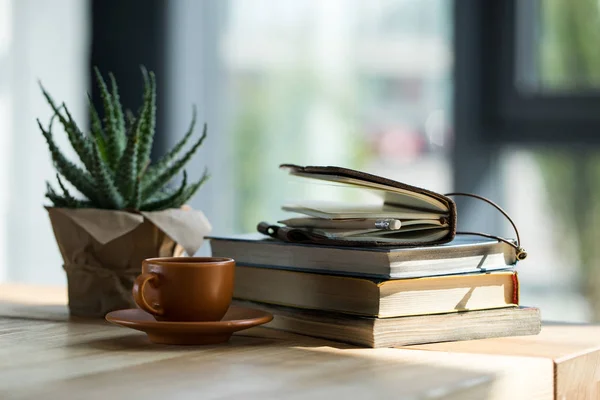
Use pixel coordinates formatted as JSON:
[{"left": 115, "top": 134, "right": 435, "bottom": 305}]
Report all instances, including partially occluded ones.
[
  {"left": 233, "top": 300, "right": 542, "bottom": 348},
  {"left": 210, "top": 234, "right": 517, "bottom": 279},
  {"left": 234, "top": 266, "right": 519, "bottom": 318}
]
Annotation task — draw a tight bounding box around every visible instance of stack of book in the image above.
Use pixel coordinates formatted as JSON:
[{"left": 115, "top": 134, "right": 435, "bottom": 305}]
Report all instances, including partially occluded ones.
[
  {"left": 212, "top": 164, "right": 540, "bottom": 347},
  {"left": 210, "top": 234, "right": 541, "bottom": 348}
]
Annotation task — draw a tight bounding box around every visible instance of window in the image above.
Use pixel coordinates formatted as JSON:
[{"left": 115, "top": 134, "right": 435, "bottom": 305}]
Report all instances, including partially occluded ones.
[
  {"left": 482, "top": 0, "right": 600, "bottom": 143},
  {"left": 455, "top": 0, "right": 600, "bottom": 322},
  {"left": 0, "top": 0, "right": 11, "bottom": 283},
  {"left": 219, "top": 0, "right": 453, "bottom": 233},
  {"left": 1, "top": 0, "right": 89, "bottom": 284},
  {"left": 517, "top": 0, "right": 600, "bottom": 93},
  {"left": 501, "top": 148, "right": 593, "bottom": 321}
]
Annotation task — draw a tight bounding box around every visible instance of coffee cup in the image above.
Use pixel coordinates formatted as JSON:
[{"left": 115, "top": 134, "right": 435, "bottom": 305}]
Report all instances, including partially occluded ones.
[{"left": 132, "top": 257, "right": 235, "bottom": 322}]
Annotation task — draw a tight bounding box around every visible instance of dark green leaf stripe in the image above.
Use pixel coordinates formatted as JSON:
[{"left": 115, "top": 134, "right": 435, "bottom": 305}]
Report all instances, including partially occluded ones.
[
  {"left": 136, "top": 67, "right": 156, "bottom": 175},
  {"left": 179, "top": 168, "right": 210, "bottom": 206},
  {"left": 109, "top": 72, "right": 127, "bottom": 150},
  {"left": 45, "top": 182, "right": 70, "bottom": 207},
  {"left": 144, "top": 106, "right": 198, "bottom": 185},
  {"left": 88, "top": 94, "right": 109, "bottom": 163},
  {"left": 115, "top": 111, "right": 141, "bottom": 200},
  {"left": 89, "top": 141, "right": 124, "bottom": 209},
  {"left": 128, "top": 175, "right": 142, "bottom": 209},
  {"left": 45, "top": 182, "right": 92, "bottom": 208},
  {"left": 88, "top": 94, "right": 104, "bottom": 137},
  {"left": 94, "top": 67, "right": 122, "bottom": 170},
  {"left": 56, "top": 173, "right": 77, "bottom": 203},
  {"left": 141, "top": 123, "right": 207, "bottom": 199},
  {"left": 140, "top": 171, "right": 188, "bottom": 211},
  {"left": 38, "top": 118, "right": 98, "bottom": 202},
  {"left": 40, "top": 84, "right": 94, "bottom": 172}
]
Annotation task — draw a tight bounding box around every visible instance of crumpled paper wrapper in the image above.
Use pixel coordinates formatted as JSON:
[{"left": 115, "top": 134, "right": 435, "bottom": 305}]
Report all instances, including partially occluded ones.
[{"left": 46, "top": 207, "right": 212, "bottom": 318}]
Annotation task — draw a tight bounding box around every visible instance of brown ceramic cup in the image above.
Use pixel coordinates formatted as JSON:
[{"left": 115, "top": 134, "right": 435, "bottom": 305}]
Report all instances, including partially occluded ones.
[{"left": 132, "top": 257, "right": 235, "bottom": 322}]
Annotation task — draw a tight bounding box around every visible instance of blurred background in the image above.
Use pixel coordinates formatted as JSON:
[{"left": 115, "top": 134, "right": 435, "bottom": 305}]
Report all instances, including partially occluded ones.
[{"left": 0, "top": 0, "right": 598, "bottom": 322}]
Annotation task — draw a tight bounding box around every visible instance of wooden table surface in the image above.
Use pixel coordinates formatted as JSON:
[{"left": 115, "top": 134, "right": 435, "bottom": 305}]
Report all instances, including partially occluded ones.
[{"left": 1, "top": 285, "right": 599, "bottom": 400}]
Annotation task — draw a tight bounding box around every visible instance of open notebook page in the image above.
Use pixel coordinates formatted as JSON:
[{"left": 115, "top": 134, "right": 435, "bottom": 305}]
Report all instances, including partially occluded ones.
[
  {"left": 288, "top": 171, "right": 448, "bottom": 213},
  {"left": 282, "top": 201, "right": 444, "bottom": 220},
  {"left": 304, "top": 224, "right": 449, "bottom": 239},
  {"left": 278, "top": 217, "right": 447, "bottom": 229},
  {"left": 332, "top": 229, "right": 450, "bottom": 243}
]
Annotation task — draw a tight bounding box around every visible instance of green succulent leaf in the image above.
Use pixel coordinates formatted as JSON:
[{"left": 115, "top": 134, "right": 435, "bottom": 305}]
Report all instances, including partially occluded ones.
[
  {"left": 45, "top": 182, "right": 71, "bottom": 208},
  {"left": 56, "top": 174, "right": 77, "bottom": 203},
  {"left": 94, "top": 67, "right": 123, "bottom": 170},
  {"left": 128, "top": 175, "right": 142, "bottom": 210},
  {"left": 136, "top": 67, "right": 157, "bottom": 176},
  {"left": 144, "top": 106, "right": 198, "bottom": 185},
  {"left": 88, "top": 94, "right": 109, "bottom": 163},
  {"left": 109, "top": 72, "right": 127, "bottom": 151},
  {"left": 88, "top": 93, "right": 103, "bottom": 136},
  {"left": 38, "top": 118, "right": 98, "bottom": 203},
  {"left": 142, "top": 186, "right": 172, "bottom": 205},
  {"left": 178, "top": 168, "right": 210, "bottom": 206},
  {"left": 140, "top": 171, "right": 188, "bottom": 211},
  {"left": 125, "top": 109, "right": 136, "bottom": 130},
  {"left": 48, "top": 177, "right": 92, "bottom": 208},
  {"left": 141, "top": 123, "right": 207, "bottom": 200},
  {"left": 115, "top": 111, "right": 142, "bottom": 201},
  {"left": 89, "top": 141, "right": 124, "bottom": 209},
  {"left": 40, "top": 83, "right": 95, "bottom": 172}
]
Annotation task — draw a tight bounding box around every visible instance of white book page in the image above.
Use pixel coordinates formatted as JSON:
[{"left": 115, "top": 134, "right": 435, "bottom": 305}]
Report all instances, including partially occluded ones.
[
  {"left": 289, "top": 171, "right": 448, "bottom": 212},
  {"left": 310, "top": 224, "right": 447, "bottom": 239},
  {"left": 333, "top": 229, "right": 450, "bottom": 243},
  {"left": 282, "top": 201, "right": 443, "bottom": 220}
]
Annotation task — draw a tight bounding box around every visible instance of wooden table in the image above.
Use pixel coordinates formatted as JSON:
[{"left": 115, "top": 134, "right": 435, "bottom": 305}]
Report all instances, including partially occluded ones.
[{"left": 1, "top": 285, "right": 599, "bottom": 400}]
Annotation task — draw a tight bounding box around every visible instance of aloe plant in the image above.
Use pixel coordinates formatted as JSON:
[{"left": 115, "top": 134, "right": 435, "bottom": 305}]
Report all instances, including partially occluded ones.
[{"left": 38, "top": 67, "right": 209, "bottom": 211}]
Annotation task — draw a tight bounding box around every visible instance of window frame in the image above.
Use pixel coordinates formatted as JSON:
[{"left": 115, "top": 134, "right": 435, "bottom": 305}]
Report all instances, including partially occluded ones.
[{"left": 481, "top": 0, "right": 600, "bottom": 144}]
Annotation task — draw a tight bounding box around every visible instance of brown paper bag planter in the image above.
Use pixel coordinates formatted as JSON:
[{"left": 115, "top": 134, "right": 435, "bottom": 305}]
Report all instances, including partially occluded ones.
[{"left": 47, "top": 207, "right": 212, "bottom": 317}]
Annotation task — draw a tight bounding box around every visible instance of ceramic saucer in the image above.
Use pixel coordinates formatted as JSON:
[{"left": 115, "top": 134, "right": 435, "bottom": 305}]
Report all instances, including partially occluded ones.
[{"left": 105, "top": 306, "right": 273, "bottom": 345}]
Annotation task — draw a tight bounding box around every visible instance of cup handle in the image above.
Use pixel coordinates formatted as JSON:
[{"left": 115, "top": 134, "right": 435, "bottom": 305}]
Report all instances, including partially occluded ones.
[{"left": 132, "top": 273, "right": 164, "bottom": 316}]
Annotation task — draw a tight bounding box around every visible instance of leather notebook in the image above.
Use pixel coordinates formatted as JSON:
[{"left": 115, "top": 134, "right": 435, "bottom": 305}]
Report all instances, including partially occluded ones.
[{"left": 258, "top": 164, "right": 457, "bottom": 247}]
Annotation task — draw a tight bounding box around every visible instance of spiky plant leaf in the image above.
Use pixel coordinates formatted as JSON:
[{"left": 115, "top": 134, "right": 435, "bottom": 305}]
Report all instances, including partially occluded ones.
[
  {"left": 56, "top": 174, "right": 77, "bottom": 203},
  {"left": 140, "top": 171, "right": 188, "bottom": 211},
  {"left": 40, "top": 84, "right": 95, "bottom": 172},
  {"left": 38, "top": 118, "right": 98, "bottom": 203},
  {"left": 45, "top": 182, "right": 70, "bottom": 207},
  {"left": 89, "top": 141, "right": 124, "bottom": 209},
  {"left": 142, "top": 187, "right": 173, "bottom": 206},
  {"left": 46, "top": 181, "right": 92, "bottom": 208},
  {"left": 136, "top": 67, "right": 156, "bottom": 176},
  {"left": 115, "top": 112, "right": 141, "bottom": 200},
  {"left": 125, "top": 109, "right": 136, "bottom": 129},
  {"left": 143, "top": 107, "right": 199, "bottom": 185},
  {"left": 141, "top": 123, "right": 207, "bottom": 200},
  {"left": 88, "top": 94, "right": 109, "bottom": 163},
  {"left": 88, "top": 94, "right": 103, "bottom": 136},
  {"left": 128, "top": 175, "right": 142, "bottom": 209},
  {"left": 94, "top": 67, "right": 123, "bottom": 169},
  {"left": 109, "top": 72, "right": 126, "bottom": 150},
  {"left": 177, "top": 168, "right": 210, "bottom": 206}
]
